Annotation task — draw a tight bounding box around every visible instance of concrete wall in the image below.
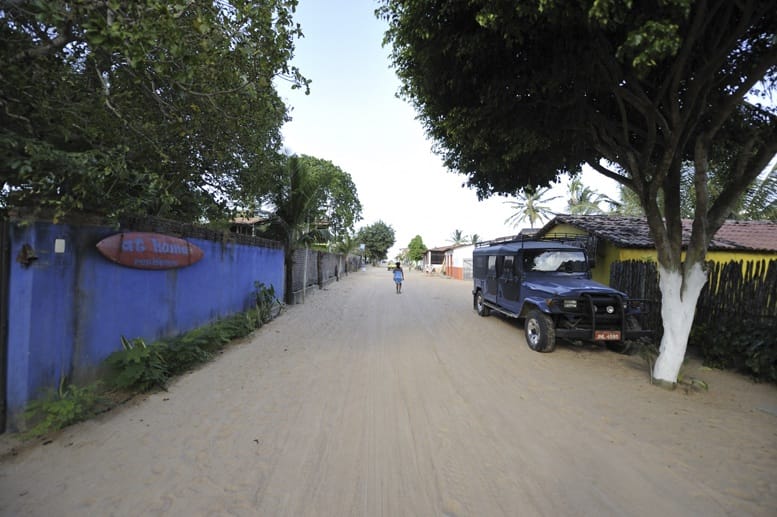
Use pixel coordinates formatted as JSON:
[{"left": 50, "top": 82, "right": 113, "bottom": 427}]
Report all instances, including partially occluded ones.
[
  {"left": 288, "top": 248, "right": 359, "bottom": 304},
  {"left": 4, "top": 217, "right": 284, "bottom": 430}
]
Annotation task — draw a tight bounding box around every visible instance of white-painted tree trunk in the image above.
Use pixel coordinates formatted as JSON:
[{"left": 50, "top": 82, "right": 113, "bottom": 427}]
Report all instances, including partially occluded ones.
[{"left": 652, "top": 262, "right": 708, "bottom": 384}]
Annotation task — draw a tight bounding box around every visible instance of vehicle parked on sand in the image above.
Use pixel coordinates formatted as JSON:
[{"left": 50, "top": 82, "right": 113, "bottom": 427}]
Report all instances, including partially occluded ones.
[{"left": 472, "top": 238, "right": 652, "bottom": 353}]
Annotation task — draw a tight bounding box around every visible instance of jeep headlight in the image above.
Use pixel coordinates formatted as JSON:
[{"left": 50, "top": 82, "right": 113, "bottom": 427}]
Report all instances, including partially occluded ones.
[
  {"left": 606, "top": 305, "right": 615, "bottom": 314},
  {"left": 563, "top": 299, "right": 577, "bottom": 309}
]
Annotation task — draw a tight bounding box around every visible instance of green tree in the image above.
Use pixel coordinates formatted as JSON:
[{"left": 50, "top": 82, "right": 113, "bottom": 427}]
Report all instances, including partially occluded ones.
[
  {"left": 379, "top": 0, "right": 777, "bottom": 384},
  {"left": 677, "top": 161, "right": 777, "bottom": 220},
  {"left": 296, "top": 155, "right": 363, "bottom": 243},
  {"left": 504, "top": 187, "right": 560, "bottom": 229},
  {"left": 448, "top": 229, "right": 466, "bottom": 245},
  {"left": 1, "top": 0, "right": 307, "bottom": 222},
  {"left": 334, "top": 232, "right": 361, "bottom": 257},
  {"left": 333, "top": 232, "right": 362, "bottom": 274},
  {"left": 258, "top": 154, "right": 361, "bottom": 302},
  {"left": 358, "top": 221, "right": 396, "bottom": 263},
  {"left": 469, "top": 233, "right": 481, "bottom": 245},
  {"left": 259, "top": 155, "right": 324, "bottom": 302},
  {"left": 406, "top": 235, "right": 427, "bottom": 263},
  {"left": 738, "top": 165, "right": 777, "bottom": 221},
  {"left": 611, "top": 184, "right": 645, "bottom": 216},
  {"left": 614, "top": 162, "right": 777, "bottom": 221},
  {"left": 566, "top": 177, "right": 611, "bottom": 215}
]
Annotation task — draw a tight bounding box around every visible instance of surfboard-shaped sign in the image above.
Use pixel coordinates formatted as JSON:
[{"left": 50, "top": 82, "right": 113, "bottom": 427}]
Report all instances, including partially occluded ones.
[{"left": 96, "top": 232, "right": 204, "bottom": 270}]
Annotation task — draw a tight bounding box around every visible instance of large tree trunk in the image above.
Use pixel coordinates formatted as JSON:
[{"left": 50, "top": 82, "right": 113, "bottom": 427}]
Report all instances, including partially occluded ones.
[{"left": 652, "top": 261, "right": 707, "bottom": 384}]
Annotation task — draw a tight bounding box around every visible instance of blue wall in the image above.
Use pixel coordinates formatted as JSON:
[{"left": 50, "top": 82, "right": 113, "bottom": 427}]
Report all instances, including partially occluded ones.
[{"left": 5, "top": 220, "right": 284, "bottom": 430}]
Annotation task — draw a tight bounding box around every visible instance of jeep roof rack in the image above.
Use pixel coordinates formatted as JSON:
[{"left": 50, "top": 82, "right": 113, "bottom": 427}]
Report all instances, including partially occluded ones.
[{"left": 475, "top": 233, "right": 591, "bottom": 248}]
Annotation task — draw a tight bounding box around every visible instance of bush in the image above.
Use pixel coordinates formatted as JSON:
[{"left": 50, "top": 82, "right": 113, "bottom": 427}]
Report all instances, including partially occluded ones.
[
  {"left": 254, "top": 281, "right": 282, "bottom": 325},
  {"left": 23, "top": 379, "right": 103, "bottom": 438},
  {"left": 159, "top": 338, "right": 212, "bottom": 375},
  {"left": 105, "top": 337, "right": 169, "bottom": 392},
  {"left": 690, "top": 316, "right": 777, "bottom": 383}
]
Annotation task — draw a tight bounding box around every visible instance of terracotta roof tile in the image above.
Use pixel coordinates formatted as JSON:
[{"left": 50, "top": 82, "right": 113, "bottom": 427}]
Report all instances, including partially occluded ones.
[{"left": 537, "top": 215, "right": 777, "bottom": 252}]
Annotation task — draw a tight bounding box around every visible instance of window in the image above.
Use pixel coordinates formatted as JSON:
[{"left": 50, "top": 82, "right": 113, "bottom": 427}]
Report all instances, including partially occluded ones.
[
  {"left": 525, "top": 250, "right": 587, "bottom": 272},
  {"left": 502, "top": 255, "right": 514, "bottom": 275}
]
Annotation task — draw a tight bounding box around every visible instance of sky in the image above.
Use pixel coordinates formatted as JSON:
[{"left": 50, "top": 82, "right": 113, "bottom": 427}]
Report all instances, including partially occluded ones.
[{"left": 277, "top": 1, "right": 620, "bottom": 258}]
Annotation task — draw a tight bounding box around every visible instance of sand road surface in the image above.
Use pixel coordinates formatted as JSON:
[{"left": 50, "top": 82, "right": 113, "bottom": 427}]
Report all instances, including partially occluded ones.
[{"left": 1, "top": 266, "right": 776, "bottom": 516}]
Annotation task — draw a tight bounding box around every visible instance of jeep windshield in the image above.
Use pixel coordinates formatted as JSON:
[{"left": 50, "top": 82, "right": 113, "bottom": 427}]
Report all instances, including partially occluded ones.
[{"left": 524, "top": 250, "right": 587, "bottom": 273}]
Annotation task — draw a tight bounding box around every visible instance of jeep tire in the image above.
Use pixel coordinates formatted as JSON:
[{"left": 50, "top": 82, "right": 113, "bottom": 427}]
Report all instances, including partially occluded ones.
[
  {"left": 525, "top": 310, "right": 556, "bottom": 352},
  {"left": 475, "top": 291, "right": 490, "bottom": 317}
]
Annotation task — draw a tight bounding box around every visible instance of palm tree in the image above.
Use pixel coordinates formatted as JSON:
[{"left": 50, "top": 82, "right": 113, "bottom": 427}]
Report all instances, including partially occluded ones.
[
  {"left": 612, "top": 162, "right": 777, "bottom": 220},
  {"left": 610, "top": 185, "right": 643, "bottom": 215},
  {"left": 735, "top": 164, "right": 777, "bottom": 220},
  {"left": 333, "top": 233, "right": 361, "bottom": 274},
  {"left": 449, "top": 229, "right": 466, "bottom": 245},
  {"left": 262, "top": 155, "right": 326, "bottom": 303},
  {"left": 504, "top": 186, "right": 560, "bottom": 229},
  {"left": 469, "top": 233, "right": 480, "bottom": 245},
  {"left": 566, "top": 177, "right": 613, "bottom": 215}
]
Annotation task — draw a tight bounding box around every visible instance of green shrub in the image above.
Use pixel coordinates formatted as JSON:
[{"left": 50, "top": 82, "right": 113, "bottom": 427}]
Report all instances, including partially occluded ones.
[
  {"left": 745, "top": 335, "right": 777, "bottom": 382},
  {"left": 254, "top": 282, "right": 281, "bottom": 325},
  {"left": 690, "top": 316, "right": 777, "bottom": 383},
  {"left": 173, "top": 324, "right": 231, "bottom": 354},
  {"left": 217, "top": 312, "right": 256, "bottom": 339},
  {"left": 105, "top": 337, "right": 169, "bottom": 392},
  {"left": 159, "top": 338, "right": 212, "bottom": 375},
  {"left": 23, "top": 378, "right": 103, "bottom": 438}
]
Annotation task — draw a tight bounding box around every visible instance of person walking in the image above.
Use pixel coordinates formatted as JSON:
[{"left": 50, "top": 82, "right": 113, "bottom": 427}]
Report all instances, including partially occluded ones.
[{"left": 393, "top": 261, "right": 404, "bottom": 294}]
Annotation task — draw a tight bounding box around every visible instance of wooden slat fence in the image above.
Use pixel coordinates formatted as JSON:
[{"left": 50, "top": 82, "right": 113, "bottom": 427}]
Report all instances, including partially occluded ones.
[
  {"left": 697, "top": 259, "right": 777, "bottom": 324},
  {"left": 609, "top": 261, "right": 663, "bottom": 339},
  {"left": 610, "top": 259, "right": 777, "bottom": 341}
]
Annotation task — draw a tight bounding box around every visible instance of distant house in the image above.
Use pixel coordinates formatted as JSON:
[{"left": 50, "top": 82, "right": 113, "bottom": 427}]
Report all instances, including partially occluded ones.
[
  {"left": 449, "top": 243, "right": 475, "bottom": 280},
  {"left": 535, "top": 215, "right": 777, "bottom": 285},
  {"left": 230, "top": 215, "right": 267, "bottom": 237},
  {"left": 424, "top": 245, "right": 450, "bottom": 273},
  {"left": 423, "top": 243, "right": 475, "bottom": 279}
]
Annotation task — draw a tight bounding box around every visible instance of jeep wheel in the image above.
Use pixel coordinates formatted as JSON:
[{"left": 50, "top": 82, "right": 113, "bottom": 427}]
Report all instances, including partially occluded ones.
[
  {"left": 475, "top": 291, "right": 490, "bottom": 316},
  {"left": 525, "top": 310, "right": 556, "bottom": 352}
]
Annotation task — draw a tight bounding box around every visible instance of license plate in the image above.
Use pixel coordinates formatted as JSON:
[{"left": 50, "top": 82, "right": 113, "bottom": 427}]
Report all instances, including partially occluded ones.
[{"left": 594, "top": 330, "right": 621, "bottom": 341}]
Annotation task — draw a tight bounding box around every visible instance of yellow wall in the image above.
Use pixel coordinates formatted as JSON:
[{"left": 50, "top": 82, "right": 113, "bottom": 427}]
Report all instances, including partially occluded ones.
[
  {"left": 544, "top": 223, "right": 777, "bottom": 285},
  {"left": 594, "top": 247, "right": 777, "bottom": 285},
  {"left": 544, "top": 224, "right": 587, "bottom": 238}
]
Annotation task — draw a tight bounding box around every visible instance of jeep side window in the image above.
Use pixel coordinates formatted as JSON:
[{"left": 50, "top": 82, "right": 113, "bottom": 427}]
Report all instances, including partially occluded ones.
[
  {"left": 487, "top": 255, "right": 496, "bottom": 275},
  {"left": 502, "top": 255, "right": 514, "bottom": 276}
]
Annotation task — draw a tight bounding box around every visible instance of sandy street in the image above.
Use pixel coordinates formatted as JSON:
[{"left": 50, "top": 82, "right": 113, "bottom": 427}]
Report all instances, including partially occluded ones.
[{"left": 1, "top": 266, "right": 776, "bottom": 516}]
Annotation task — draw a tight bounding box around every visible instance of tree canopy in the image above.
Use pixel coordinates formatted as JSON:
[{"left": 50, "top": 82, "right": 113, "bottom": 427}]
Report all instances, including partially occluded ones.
[
  {"left": 406, "top": 235, "right": 427, "bottom": 262},
  {"left": 358, "top": 221, "right": 396, "bottom": 263},
  {"left": 296, "top": 156, "right": 363, "bottom": 243},
  {"left": 1, "top": 0, "right": 308, "bottom": 222},
  {"left": 258, "top": 154, "right": 362, "bottom": 302},
  {"left": 260, "top": 154, "right": 362, "bottom": 246}
]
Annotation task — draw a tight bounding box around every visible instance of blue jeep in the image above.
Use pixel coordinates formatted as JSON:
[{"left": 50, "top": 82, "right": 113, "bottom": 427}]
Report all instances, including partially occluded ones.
[{"left": 472, "top": 238, "right": 651, "bottom": 353}]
